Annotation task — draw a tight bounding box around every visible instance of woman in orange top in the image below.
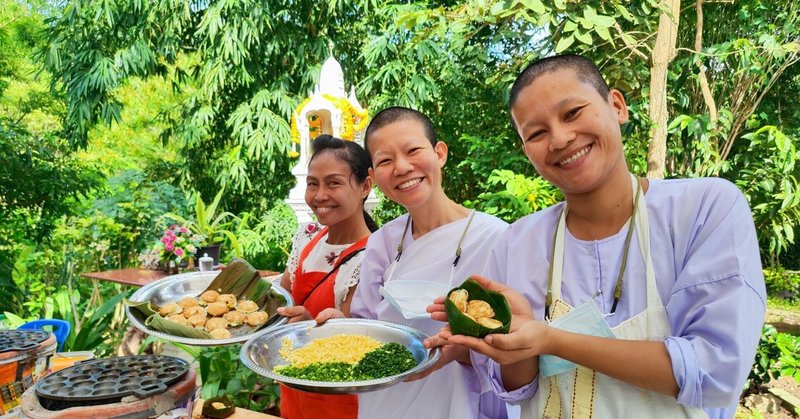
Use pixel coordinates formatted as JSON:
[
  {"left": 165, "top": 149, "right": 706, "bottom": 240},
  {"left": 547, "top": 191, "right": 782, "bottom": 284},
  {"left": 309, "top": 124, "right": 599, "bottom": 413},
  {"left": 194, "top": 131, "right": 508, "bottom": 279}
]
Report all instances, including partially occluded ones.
[{"left": 277, "top": 134, "right": 378, "bottom": 419}]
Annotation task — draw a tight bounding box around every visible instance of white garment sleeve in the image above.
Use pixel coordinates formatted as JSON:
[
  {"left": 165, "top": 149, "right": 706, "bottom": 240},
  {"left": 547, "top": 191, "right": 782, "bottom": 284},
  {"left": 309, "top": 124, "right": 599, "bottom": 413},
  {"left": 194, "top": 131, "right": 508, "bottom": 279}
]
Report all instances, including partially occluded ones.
[
  {"left": 286, "top": 223, "right": 318, "bottom": 287},
  {"left": 332, "top": 250, "right": 366, "bottom": 309}
]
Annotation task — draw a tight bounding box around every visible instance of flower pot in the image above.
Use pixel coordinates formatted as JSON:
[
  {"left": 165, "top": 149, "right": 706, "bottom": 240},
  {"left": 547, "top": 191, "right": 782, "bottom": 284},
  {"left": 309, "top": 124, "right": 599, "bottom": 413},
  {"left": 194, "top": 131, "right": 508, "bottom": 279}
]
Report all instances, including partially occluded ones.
[{"left": 196, "top": 244, "right": 222, "bottom": 266}]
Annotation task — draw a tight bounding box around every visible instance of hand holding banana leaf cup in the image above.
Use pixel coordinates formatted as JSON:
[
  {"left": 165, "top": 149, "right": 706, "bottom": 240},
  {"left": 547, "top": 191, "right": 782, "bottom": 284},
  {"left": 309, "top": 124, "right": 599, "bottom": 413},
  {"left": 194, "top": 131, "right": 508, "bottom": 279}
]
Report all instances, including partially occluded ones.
[
  {"left": 444, "top": 278, "right": 511, "bottom": 337},
  {"left": 125, "top": 259, "right": 292, "bottom": 345}
]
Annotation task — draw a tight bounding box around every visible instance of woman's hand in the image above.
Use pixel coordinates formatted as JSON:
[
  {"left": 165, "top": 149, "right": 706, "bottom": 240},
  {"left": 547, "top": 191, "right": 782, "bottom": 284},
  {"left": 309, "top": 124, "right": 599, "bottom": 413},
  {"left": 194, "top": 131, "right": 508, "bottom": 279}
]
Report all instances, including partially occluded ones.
[
  {"left": 277, "top": 306, "right": 313, "bottom": 323},
  {"left": 445, "top": 318, "right": 551, "bottom": 365},
  {"left": 427, "top": 274, "right": 535, "bottom": 326},
  {"left": 406, "top": 334, "right": 471, "bottom": 382},
  {"left": 314, "top": 308, "right": 346, "bottom": 325}
]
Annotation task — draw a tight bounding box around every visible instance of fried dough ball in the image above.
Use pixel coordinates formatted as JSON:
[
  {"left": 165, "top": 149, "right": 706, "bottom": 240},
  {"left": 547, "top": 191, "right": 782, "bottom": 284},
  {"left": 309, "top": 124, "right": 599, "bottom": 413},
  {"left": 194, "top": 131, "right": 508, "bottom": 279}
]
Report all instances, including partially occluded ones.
[
  {"left": 236, "top": 300, "right": 258, "bottom": 314},
  {"left": 224, "top": 310, "right": 246, "bottom": 327},
  {"left": 448, "top": 289, "right": 469, "bottom": 313},
  {"left": 245, "top": 311, "right": 269, "bottom": 326},
  {"left": 218, "top": 294, "right": 237, "bottom": 309},
  {"left": 206, "top": 301, "right": 230, "bottom": 317},
  {"left": 209, "top": 328, "right": 232, "bottom": 339},
  {"left": 183, "top": 306, "right": 206, "bottom": 319},
  {"left": 199, "top": 290, "right": 219, "bottom": 305},
  {"left": 167, "top": 314, "right": 189, "bottom": 326},
  {"left": 466, "top": 300, "right": 494, "bottom": 319},
  {"left": 158, "top": 302, "right": 182, "bottom": 317},
  {"left": 205, "top": 317, "right": 229, "bottom": 332},
  {"left": 177, "top": 297, "right": 199, "bottom": 310},
  {"left": 475, "top": 317, "right": 503, "bottom": 329},
  {"left": 187, "top": 314, "right": 207, "bottom": 327}
]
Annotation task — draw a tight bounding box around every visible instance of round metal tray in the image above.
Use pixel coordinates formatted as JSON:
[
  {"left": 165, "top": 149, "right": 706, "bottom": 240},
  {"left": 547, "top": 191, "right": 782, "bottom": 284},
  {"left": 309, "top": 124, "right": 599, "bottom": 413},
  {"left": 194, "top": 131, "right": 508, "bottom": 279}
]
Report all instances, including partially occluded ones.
[
  {"left": 126, "top": 271, "right": 293, "bottom": 346},
  {"left": 240, "top": 318, "right": 441, "bottom": 394}
]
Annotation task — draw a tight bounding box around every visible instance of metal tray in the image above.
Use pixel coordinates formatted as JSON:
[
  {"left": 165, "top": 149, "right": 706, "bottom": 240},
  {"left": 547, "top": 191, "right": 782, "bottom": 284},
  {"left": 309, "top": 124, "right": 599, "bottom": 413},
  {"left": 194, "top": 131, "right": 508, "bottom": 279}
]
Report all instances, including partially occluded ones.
[
  {"left": 240, "top": 318, "right": 441, "bottom": 394},
  {"left": 126, "top": 271, "right": 292, "bottom": 346}
]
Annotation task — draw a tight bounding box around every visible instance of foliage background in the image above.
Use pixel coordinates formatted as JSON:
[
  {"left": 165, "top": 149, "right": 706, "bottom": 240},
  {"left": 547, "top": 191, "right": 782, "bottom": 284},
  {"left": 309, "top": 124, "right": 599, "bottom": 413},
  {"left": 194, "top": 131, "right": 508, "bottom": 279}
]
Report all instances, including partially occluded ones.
[{"left": 1, "top": 0, "right": 798, "bottom": 410}]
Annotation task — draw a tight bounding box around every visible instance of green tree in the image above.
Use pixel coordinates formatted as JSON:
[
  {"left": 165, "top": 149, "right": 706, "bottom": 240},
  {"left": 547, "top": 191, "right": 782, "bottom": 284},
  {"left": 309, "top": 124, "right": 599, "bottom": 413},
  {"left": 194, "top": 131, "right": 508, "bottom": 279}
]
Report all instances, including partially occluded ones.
[
  {"left": 41, "top": 0, "right": 384, "bottom": 213},
  {"left": 0, "top": 0, "right": 102, "bottom": 311}
]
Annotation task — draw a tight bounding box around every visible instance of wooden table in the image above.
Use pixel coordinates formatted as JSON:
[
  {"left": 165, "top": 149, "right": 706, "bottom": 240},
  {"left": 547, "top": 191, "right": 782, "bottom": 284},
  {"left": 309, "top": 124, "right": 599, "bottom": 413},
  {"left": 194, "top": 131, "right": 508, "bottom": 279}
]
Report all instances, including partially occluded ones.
[
  {"left": 82, "top": 268, "right": 282, "bottom": 287},
  {"left": 81, "top": 268, "right": 170, "bottom": 287}
]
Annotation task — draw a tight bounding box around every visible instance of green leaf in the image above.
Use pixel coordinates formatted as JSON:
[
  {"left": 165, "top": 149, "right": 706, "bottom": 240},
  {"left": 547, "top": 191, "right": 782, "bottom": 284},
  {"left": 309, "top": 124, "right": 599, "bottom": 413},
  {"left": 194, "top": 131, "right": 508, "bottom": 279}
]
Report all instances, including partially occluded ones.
[
  {"left": 520, "top": 0, "right": 547, "bottom": 14},
  {"left": 555, "top": 35, "right": 575, "bottom": 53},
  {"left": 575, "top": 30, "right": 593, "bottom": 45},
  {"left": 595, "top": 26, "right": 611, "bottom": 41}
]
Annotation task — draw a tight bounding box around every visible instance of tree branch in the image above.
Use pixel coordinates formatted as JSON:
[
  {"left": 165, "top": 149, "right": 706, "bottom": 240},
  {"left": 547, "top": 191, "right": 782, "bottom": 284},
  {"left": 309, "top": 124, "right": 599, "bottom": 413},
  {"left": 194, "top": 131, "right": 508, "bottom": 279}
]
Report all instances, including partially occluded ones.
[
  {"left": 614, "top": 23, "right": 649, "bottom": 60},
  {"left": 694, "top": 0, "right": 717, "bottom": 123},
  {"left": 720, "top": 51, "right": 800, "bottom": 161}
]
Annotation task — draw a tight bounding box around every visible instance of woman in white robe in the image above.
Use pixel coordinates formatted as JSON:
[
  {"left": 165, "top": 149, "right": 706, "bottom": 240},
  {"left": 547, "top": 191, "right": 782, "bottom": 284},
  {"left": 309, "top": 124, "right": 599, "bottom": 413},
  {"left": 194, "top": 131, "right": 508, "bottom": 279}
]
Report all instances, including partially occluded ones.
[{"left": 321, "top": 107, "right": 509, "bottom": 419}]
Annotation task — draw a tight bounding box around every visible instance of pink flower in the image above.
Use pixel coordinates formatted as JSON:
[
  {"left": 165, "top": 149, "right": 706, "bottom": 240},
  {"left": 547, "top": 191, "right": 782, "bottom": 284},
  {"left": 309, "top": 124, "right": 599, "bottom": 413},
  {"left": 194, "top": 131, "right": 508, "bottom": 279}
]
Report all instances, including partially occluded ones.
[
  {"left": 305, "top": 223, "right": 318, "bottom": 234},
  {"left": 165, "top": 243, "right": 175, "bottom": 251},
  {"left": 180, "top": 227, "right": 189, "bottom": 234},
  {"left": 174, "top": 248, "right": 184, "bottom": 257},
  {"left": 170, "top": 224, "right": 177, "bottom": 229}
]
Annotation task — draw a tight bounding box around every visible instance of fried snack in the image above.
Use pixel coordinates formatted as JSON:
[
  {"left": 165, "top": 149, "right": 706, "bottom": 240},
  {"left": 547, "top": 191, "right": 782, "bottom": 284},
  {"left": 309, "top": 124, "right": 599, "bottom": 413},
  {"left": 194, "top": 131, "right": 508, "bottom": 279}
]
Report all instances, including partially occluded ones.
[
  {"left": 159, "top": 302, "right": 182, "bottom": 317},
  {"left": 205, "top": 317, "right": 229, "bottom": 332},
  {"left": 445, "top": 278, "right": 511, "bottom": 338},
  {"left": 245, "top": 311, "right": 269, "bottom": 326},
  {"left": 206, "top": 301, "right": 230, "bottom": 317},
  {"left": 218, "top": 294, "right": 237, "bottom": 309},
  {"left": 187, "top": 314, "right": 207, "bottom": 327},
  {"left": 466, "top": 300, "right": 494, "bottom": 319},
  {"left": 448, "top": 289, "right": 469, "bottom": 313},
  {"left": 183, "top": 306, "right": 206, "bottom": 319},
  {"left": 209, "top": 328, "right": 232, "bottom": 339},
  {"left": 236, "top": 300, "right": 258, "bottom": 314},
  {"left": 224, "top": 310, "right": 246, "bottom": 327},
  {"left": 199, "top": 290, "right": 219, "bottom": 305},
  {"left": 476, "top": 317, "right": 503, "bottom": 329},
  {"left": 167, "top": 314, "right": 189, "bottom": 326},
  {"left": 177, "top": 297, "right": 199, "bottom": 310}
]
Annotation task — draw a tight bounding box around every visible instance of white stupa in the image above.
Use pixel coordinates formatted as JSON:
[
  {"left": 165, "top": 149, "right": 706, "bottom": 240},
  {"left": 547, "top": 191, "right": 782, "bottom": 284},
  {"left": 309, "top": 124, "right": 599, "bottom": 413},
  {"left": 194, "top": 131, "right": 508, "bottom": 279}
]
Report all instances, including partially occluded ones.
[{"left": 286, "top": 50, "right": 376, "bottom": 223}]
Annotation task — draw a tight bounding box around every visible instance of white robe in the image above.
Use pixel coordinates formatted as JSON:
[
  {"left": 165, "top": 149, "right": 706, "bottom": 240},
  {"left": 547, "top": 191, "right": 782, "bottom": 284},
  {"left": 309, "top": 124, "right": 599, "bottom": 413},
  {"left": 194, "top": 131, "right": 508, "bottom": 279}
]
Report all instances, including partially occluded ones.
[{"left": 350, "top": 211, "right": 508, "bottom": 419}]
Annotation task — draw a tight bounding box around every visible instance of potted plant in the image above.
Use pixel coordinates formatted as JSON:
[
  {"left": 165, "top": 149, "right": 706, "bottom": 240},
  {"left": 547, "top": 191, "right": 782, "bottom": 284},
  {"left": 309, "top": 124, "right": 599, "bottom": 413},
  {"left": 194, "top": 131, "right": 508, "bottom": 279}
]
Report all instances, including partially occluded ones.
[
  {"left": 152, "top": 225, "right": 204, "bottom": 272},
  {"left": 164, "top": 189, "right": 239, "bottom": 266}
]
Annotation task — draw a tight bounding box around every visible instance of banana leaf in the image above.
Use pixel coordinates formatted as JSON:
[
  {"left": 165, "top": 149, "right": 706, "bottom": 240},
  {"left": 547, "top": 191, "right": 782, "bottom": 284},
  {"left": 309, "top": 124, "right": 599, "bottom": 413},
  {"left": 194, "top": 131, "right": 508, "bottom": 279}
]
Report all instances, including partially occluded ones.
[
  {"left": 445, "top": 278, "right": 511, "bottom": 338},
  {"left": 124, "top": 299, "right": 212, "bottom": 339},
  {"left": 125, "top": 259, "right": 288, "bottom": 340},
  {"left": 205, "top": 258, "right": 260, "bottom": 297}
]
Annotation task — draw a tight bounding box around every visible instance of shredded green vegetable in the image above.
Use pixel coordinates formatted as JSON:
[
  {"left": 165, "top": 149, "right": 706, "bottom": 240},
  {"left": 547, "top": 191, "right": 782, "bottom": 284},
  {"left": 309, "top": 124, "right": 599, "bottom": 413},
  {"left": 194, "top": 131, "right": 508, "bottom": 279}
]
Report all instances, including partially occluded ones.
[
  {"left": 276, "top": 342, "right": 417, "bottom": 381},
  {"left": 276, "top": 362, "right": 357, "bottom": 382},
  {"left": 354, "top": 342, "right": 417, "bottom": 379}
]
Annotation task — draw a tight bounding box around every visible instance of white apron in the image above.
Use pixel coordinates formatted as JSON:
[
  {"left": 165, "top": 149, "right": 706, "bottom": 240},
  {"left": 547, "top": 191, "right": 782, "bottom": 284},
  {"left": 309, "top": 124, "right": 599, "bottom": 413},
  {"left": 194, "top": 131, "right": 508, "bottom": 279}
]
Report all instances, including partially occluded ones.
[
  {"left": 360, "top": 211, "right": 493, "bottom": 419},
  {"left": 523, "top": 176, "right": 707, "bottom": 419}
]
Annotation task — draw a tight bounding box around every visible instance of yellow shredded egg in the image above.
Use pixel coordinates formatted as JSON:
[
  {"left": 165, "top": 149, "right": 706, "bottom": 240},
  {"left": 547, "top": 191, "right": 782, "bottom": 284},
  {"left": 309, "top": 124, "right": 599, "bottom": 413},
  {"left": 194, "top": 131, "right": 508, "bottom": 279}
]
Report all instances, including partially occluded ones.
[{"left": 279, "top": 334, "right": 383, "bottom": 368}]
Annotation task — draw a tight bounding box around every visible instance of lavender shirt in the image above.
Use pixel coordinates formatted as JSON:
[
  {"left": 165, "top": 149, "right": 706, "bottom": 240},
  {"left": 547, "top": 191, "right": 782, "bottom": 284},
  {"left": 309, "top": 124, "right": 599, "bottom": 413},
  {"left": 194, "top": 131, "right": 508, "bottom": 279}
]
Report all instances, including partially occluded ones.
[{"left": 482, "top": 177, "right": 765, "bottom": 419}]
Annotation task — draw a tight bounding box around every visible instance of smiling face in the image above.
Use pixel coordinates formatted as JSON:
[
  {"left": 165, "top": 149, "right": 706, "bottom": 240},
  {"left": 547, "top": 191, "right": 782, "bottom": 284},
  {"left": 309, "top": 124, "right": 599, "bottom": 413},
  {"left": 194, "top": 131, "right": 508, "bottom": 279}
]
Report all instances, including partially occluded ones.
[
  {"left": 305, "top": 151, "right": 370, "bottom": 227},
  {"left": 511, "top": 67, "right": 629, "bottom": 197},
  {"left": 366, "top": 119, "right": 447, "bottom": 210}
]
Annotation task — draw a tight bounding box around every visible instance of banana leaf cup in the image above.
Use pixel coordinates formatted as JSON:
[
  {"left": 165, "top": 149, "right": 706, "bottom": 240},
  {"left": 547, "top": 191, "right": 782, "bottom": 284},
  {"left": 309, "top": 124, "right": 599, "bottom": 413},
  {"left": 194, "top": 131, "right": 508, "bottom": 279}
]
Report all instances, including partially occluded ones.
[{"left": 444, "top": 278, "right": 511, "bottom": 338}]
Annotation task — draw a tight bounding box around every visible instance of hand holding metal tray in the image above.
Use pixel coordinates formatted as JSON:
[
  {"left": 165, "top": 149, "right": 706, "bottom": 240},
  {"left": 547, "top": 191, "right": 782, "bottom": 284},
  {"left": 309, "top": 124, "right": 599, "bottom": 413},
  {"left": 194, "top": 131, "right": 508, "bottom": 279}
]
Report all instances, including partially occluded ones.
[
  {"left": 240, "top": 318, "right": 442, "bottom": 394},
  {"left": 126, "top": 271, "right": 293, "bottom": 346}
]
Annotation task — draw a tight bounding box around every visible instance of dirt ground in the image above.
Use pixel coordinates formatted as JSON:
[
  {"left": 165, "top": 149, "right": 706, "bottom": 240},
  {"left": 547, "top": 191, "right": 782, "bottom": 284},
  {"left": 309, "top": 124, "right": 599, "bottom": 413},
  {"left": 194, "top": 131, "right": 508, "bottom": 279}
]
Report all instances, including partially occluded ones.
[{"left": 736, "top": 307, "right": 800, "bottom": 418}]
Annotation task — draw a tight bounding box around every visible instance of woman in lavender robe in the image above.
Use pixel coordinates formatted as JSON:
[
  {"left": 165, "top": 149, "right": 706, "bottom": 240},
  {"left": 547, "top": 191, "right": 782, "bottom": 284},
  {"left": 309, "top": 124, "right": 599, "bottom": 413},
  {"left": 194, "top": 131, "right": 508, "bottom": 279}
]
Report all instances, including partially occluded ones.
[{"left": 429, "top": 55, "right": 765, "bottom": 419}]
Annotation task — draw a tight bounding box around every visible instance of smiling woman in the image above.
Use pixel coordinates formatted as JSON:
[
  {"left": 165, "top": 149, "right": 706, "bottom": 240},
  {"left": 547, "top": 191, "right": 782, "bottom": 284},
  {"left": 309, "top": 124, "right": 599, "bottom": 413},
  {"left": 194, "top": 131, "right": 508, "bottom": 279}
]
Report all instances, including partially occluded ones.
[
  {"left": 335, "top": 107, "right": 510, "bottom": 419},
  {"left": 276, "top": 134, "right": 378, "bottom": 419}
]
